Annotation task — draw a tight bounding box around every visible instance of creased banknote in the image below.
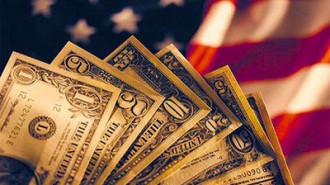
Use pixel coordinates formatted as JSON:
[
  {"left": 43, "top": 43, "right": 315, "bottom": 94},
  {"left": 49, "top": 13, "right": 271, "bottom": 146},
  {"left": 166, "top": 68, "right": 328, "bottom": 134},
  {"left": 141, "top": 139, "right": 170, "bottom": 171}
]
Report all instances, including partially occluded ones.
[
  {"left": 246, "top": 92, "right": 293, "bottom": 185},
  {"left": 51, "top": 42, "right": 164, "bottom": 185},
  {"left": 202, "top": 92, "right": 294, "bottom": 185},
  {"left": 99, "top": 36, "right": 211, "bottom": 185},
  {"left": 127, "top": 45, "right": 242, "bottom": 184},
  {"left": 0, "top": 52, "right": 120, "bottom": 184},
  {"left": 157, "top": 66, "right": 275, "bottom": 185},
  {"left": 203, "top": 158, "right": 285, "bottom": 185}
]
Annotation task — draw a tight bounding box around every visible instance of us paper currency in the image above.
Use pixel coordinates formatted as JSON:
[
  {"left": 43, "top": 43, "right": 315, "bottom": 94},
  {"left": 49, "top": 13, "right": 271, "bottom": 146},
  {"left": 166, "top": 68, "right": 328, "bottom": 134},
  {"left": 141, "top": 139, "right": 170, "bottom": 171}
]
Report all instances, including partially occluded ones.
[
  {"left": 127, "top": 45, "right": 242, "bottom": 184},
  {"left": 0, "top": 52, "right": 120, "bottom": 184},
  {"left": 204, "top": 66, "right": 274, "bottom": 154},
  {"left": 246, "top": 92, "right": 293, "bottom": 185},
  {"left": 202, "top": 92, "right": 294, "bottom": 185},
  {"left": 157, "top": 66, "right": 275, "bottom": 185},
  {"left": 99, "top": 36, "right": 211, "bottom": 185},
  {"left": 51, "top": 42, "right": 164, "bottom": 185},
  {"left": 203, "top": 158, "right": 285, "bottom": 185}
]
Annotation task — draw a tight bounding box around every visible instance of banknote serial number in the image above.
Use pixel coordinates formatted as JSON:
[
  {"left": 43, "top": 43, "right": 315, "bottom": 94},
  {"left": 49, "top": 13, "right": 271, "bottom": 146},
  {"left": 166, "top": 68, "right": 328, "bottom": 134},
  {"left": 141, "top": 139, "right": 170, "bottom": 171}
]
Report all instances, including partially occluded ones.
[
  {"left": 235, "top": 165, "right": 273, "bottom": 180},
  {"left": 6, "top": 91, "right": 34, "bottom": 146}
]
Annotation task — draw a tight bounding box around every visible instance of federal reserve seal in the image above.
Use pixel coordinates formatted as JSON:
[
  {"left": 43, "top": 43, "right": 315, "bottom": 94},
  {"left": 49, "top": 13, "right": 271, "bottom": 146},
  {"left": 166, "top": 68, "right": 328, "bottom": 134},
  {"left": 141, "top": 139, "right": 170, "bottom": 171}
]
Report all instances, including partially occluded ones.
[{"left": 29, "top": 116, "right": 56, "bottom": 140}]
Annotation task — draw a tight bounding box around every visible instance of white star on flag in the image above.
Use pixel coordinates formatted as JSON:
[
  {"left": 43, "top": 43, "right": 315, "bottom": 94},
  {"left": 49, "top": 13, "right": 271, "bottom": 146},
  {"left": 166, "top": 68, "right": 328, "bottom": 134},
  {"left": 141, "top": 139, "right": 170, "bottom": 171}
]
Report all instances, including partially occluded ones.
[
  {"left": 155, "top": 35, "right": 184, "bottom": 51},
  {"left": 67, "top": 19, "right": 96, "bottom": 44},
  {"left": 31, "top": 0, "right": 56, "bottom": 17},
  {"left": 159, "top": 0, "right": 185, "bottom": 7},
  {"left": 111, "top": 7, "right": 141, "bottom": 33}
]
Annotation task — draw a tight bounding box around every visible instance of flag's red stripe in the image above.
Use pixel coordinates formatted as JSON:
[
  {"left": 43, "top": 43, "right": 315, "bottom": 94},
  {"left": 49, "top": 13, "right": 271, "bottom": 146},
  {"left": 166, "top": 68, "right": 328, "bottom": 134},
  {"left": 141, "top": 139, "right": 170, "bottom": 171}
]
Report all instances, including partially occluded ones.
[
  {"left": 188, "top": 26, "right": 329, "bottom": 79},
  {"left": 273, "top": 109, "right": 330, "bottom": 157}
]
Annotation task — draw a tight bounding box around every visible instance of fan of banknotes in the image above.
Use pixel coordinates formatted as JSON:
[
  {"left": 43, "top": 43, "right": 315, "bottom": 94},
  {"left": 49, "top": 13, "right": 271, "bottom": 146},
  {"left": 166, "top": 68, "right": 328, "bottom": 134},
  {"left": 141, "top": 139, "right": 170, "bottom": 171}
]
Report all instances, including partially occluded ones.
[{"left": 0, "top": 36, "right": 294, "bottom": 185}]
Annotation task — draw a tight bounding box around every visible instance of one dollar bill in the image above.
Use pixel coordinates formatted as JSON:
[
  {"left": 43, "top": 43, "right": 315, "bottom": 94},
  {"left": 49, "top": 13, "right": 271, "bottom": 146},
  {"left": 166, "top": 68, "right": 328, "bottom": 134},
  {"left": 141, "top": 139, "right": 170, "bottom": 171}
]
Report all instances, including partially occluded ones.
[
  {"left": 128, "top": 45, "right": 242, "bottom": 184},
  {"left": 99, "top": 36, "right": 211, "bottom": 185},
  {"left": 51, "top": 42, "right": 164, "bottom": 185},
  {"left": 0, "top": 52, "right": 120, "bottom": 184}
]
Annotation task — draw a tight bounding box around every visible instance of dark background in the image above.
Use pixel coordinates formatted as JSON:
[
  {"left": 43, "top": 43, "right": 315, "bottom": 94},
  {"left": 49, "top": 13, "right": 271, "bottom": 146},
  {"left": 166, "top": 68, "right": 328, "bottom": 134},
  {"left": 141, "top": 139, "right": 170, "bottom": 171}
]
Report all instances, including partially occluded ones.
[{"left": 0, "top": 0, "right": 205, "bottom": 73}]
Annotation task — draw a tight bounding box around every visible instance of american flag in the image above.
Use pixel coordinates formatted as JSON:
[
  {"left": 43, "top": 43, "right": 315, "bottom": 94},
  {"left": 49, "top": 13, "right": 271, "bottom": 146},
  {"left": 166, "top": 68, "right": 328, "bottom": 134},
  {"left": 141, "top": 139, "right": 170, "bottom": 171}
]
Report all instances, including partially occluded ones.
[
  {"left": 188, "top": 0, "right": 330, "bottom": 185},
  {"left": 1, "top": 0, "right": 329, "bottom": 184}
]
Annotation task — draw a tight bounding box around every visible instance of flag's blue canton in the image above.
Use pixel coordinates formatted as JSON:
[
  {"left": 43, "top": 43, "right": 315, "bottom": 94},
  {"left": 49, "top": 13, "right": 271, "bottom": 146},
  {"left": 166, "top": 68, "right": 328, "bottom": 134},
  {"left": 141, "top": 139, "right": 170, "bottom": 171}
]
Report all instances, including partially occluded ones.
[{"left": 0, "top": 0, "right": 205, "bottom": 72}]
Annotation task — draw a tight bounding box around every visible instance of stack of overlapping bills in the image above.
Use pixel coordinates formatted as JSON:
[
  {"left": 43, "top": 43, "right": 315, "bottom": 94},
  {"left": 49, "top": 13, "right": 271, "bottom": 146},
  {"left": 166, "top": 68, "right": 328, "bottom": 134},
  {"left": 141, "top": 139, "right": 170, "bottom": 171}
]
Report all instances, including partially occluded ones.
[{"left": 0, "top": 36, "right": 294, "bottom": 185}]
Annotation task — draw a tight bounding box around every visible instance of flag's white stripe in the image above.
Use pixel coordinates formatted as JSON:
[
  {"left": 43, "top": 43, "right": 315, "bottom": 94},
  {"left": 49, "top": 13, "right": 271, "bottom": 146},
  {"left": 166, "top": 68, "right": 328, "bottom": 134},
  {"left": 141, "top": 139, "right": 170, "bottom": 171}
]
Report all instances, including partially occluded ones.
[
  {"left": 241, "top": 64, "right": 330, "bottom": 117},
  {"left": 192, "top": 0, "right": 330, "bottom": 47},
  {"left": 190, "top": 0, "right": 236, "bottom": 47}
]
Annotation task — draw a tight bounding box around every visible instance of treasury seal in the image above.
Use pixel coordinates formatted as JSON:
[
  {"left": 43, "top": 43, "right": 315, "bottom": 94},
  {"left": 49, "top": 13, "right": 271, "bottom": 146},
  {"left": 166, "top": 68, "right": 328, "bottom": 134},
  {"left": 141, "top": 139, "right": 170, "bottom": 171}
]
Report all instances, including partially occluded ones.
[{"left": 29, "top": 116, "right": 56, "bottom": 140}]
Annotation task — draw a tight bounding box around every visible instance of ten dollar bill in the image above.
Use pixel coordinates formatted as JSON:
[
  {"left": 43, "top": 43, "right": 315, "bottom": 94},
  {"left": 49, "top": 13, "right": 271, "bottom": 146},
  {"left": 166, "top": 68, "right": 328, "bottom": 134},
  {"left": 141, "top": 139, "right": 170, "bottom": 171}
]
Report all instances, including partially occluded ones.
[
  {"left": 99, "top": 36, "right": 210, "bottom": 185},
  {"left": 128, "top": 45, "right": 242, "bottom": 184}
]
